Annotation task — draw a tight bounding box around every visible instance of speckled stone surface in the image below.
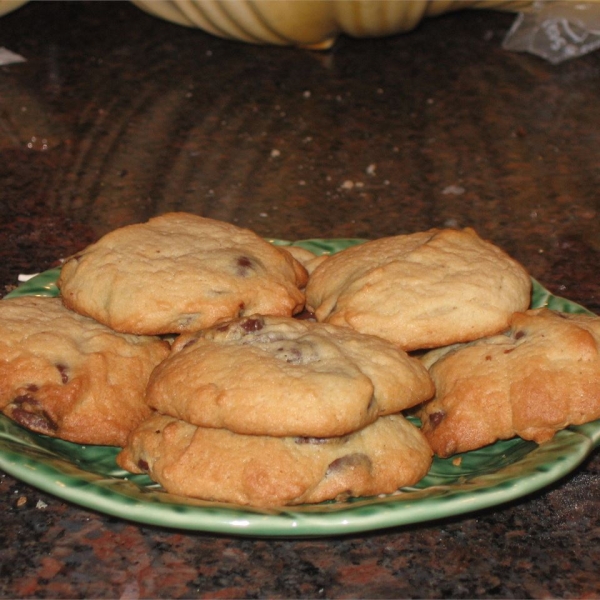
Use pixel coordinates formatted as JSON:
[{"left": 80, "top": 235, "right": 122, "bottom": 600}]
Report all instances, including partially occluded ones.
[{"left": 0, "top": 2, "right": 599, "bottom": 598}]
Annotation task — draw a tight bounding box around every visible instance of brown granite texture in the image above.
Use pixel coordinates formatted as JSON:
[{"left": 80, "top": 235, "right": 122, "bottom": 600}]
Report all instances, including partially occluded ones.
[{"left": 0, "top": 1, "right": 599, "bottom": 598}]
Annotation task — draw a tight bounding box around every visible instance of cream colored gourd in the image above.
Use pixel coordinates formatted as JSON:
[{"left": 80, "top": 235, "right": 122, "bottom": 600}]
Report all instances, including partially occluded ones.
[
  {"left": 0, "top": 0, "right": 28, "bottom": 17},
  {"left": 130, "top": 0, "right": 535, "bottom": 47}
]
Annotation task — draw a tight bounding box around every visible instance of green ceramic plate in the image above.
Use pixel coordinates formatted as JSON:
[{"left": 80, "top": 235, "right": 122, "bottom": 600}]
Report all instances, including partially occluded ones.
[{"left": 1, "top": 239, "right": 599, "bottom": 538}]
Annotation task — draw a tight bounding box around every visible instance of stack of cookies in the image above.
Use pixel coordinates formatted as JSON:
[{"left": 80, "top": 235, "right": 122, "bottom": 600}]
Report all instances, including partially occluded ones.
[
  {"left": 1, "top": 212, "right": 599, "bottom": 507},
  {"left": 117, "top": 315, "right": 435, "bottom": 506}
]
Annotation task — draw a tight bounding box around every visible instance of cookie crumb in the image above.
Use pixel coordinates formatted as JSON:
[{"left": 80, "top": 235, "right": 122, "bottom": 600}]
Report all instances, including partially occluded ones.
[
  {"left": 452, "top": 457, "right": 462, "bottom": 467},
  {"left": 442, "top": 185, "right": 465, "bottom": 196}
]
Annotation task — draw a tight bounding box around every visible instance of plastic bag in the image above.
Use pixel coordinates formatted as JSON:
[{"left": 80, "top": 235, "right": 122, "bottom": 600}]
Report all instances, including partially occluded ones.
[{"left": 502, "top": 0, "right": 600, "bottom": 63}]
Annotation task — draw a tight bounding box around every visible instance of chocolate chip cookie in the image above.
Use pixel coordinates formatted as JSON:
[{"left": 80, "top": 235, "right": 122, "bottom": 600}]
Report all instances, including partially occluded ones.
[
  {"left": 146, "top": 314, "right": 435, "bottom": 438},
  {"left": 417, "top": 308, "right": 600, "bottom": 457},
  {"left": 117, "top": 413, "right": 433, "bottom": 507},
  {"left": 58, "top": 212, "right": 309, "bottom": 335},
  {"left": 0, "top": 296, "right": 169, "bottom": 446},
  {"left": 305, "top": 228, "right": 531, "bottom": 351}
]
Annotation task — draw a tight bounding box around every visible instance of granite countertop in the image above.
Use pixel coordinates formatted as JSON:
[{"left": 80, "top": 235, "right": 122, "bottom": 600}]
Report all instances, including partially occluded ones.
[{"left": 1, "top": 2, "right": 599, "bottom": 598}]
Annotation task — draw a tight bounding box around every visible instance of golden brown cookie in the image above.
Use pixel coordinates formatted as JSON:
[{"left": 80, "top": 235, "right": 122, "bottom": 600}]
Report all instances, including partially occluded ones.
[
  {"left": 146, "top": 314, "right": 434, "bottom": 438},
  {"left": 305, "top": 228, "right": 531, "bottom": 351},
  {"left": 58, "top": 212, "right": 308, "bottom": 335},
  {"left": 116, "top": 413, "right": 432, "bottom": 507},
  {"left": 0, "top": 296, "right": 169, "bottom": 446},
  {"left": 417, "top": 308, "right": 600, "bottom": 457}
]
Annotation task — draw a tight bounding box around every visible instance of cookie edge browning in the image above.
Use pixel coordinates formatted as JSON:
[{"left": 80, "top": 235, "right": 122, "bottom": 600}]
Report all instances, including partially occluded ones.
[
  {"left": 418, "top": 308, "right": 600, "bottom": 457},
  {"left": 0, "top": 296, "right": 170, "bottom": 446},
  {"left": 116, "top": 413, "right": 433, "bottom": 507}
]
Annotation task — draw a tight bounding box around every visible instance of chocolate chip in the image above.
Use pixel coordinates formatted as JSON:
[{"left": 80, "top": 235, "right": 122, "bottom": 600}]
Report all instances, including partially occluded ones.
[
  {"left": 236, "top": 256, "right": 254, "bottom": 277},
  {"left": 325, "top": 453, "right": 372, "bottom": 477},
  {"left": 56, "top": 364, "right": 69, "bottom": 384},
  {"left": 137, "top": 459, "right": 149, "bottom": 471},
  {"left": 10, "top": 399, "right": 58, "bottom": 435},
  {"left": 12, "top": 394, "right": 36, "bottom": 406},
  {"left": 429, "top": 410, "right": 446, "bottom": 428},
  {"left": 238, "top": 256, "right": 252, "bottom": 268},
  {"left": 9, "top": 396, "right": 58, "bottom": 434},
  {"left": 514, "top": 330, "right": 526, "bottom": 340},
  {"left": 12, "top": 409, "right": 56, "bottom": 433},
  {"left": 241, "top": 317, "right": 264, "bottom": 332},
  {"left": 26, "top": 384, "right": 39, "bottom": 392},
  {"left": 275, "top": 345, "right": 303, "bottom": 364}
]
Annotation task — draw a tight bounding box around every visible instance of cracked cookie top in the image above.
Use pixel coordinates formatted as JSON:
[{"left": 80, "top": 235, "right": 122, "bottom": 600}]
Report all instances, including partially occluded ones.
[{"left": 305, "top": 227, "right": 532, "bottom": 351}]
